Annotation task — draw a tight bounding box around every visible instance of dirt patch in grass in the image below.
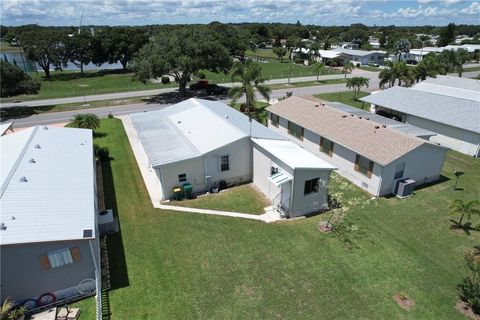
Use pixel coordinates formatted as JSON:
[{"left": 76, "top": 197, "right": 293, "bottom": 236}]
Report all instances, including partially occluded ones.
[
  {"left": 318, "top": 221, "right": 332, "bottom": 233},
  {"left": 456, "top": 301, "right": 480, "bottom": 319},
  {"left": 393, "top": 294, "right": 415, "bottom": 311}
]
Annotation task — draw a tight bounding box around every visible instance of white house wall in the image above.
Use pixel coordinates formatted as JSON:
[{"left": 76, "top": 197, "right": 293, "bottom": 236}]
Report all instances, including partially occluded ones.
[
  {"left": 252, "top": 145, "right": 286, "bottom": 200},
  {"left": 269, "top": 116, "right": 382, "bottom": 195},
  {"left": 290, "top": 169, "right": 331, "bottom": 217},
  {"left": 406, "top": 115, "right": 480, "bottom": 157},
  {"left": 378, "top": 143, "right": 447, "bottom": 195},
  {"left": 158, "top": 137, "right": 252, "bottom": 199}
]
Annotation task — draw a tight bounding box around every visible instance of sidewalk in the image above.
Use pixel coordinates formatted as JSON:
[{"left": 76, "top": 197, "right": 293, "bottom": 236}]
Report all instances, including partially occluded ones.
[{"left": 119, "top": 115, "right": 282, "bottom": 223}]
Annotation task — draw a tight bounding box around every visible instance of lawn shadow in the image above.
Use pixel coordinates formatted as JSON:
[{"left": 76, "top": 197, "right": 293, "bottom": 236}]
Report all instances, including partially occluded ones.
[
  {"left": 146, "top": 91, "right": 193, "bottom": 105},
  {"left": 0, "top": 105, "right": 56, "bottom": 121},
  {"left": 414, "top": 175, "right": 451, "bottom": 192},
  {"left": 93, "top": 132, "right": 108, "bottom": 139},
  {"left": 449, "top": 219, "right": 477, "bottom": 235},
  {"left": 102, "top": 159, "right": 130, "bottom": 290}
]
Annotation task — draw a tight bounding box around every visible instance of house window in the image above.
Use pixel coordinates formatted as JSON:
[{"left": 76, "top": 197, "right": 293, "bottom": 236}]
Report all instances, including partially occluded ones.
[
  {"left": 288, "top": 121, "right": 304, "bottom": 140},
  {"left": 47, "top": 248, "right": 74, "bottom": 268},
  {"left": 220, "top": 155, "right": 230, "bottom": 172},
  {"left": 394, "top": 163, "right": 405, "bottom": 179},
  {"left": 304, "top": 178, "right": 320, "bottom": 195},
  {"left": 270, "top": 113, "right": 279, "bottom": 127},
  {"left": 320, "top": 137, "right": 334, "bottom": 157},
  {"left": 178, "top": 173, "right": 187, "bottom": 182},
  {"left": 354, "top": 154, "right": 374, "bottom": 178}
]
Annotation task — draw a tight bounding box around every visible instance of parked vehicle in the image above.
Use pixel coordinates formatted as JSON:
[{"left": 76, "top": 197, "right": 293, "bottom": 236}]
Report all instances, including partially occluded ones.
[
  {"left": 189, "top": 80, "right": 209, "bottom": 90},
  {"left": 205, "top": 84, "right": 229, "bottom": 95}
]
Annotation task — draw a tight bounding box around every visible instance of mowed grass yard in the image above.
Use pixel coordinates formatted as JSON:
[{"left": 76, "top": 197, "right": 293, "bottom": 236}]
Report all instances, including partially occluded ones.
[
  {"left": 75, "top": 118, "right": 480, "bottom": 319},
  {"left": 168, "top": 184, "right": 270, "bottom": 215},
  {"left": 315, "top": 91, "right": 370, "bottom": 110}
]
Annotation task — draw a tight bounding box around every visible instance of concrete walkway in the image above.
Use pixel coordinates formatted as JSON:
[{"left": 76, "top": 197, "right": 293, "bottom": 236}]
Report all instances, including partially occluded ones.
[{"left": 120, "top": 115, "right": 282, "bottom": 223}]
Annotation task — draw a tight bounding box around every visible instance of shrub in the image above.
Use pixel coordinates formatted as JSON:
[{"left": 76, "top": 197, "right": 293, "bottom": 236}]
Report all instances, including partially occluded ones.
[
  {"left": 0, "top": 60, "right": 41, "bottom": 97},
  {"left": 108, "top": 112, "right": 114, "bottom": 118},
  {"left": 161, "top": 76, "right": 170, "bottom": 84},
  {"left": 96, "top": 147, "right": 110, "bottom": 162},
  {"left": 197, "top": 71, "right": 206, "bottom": 79},
  {"left": 459, "top": 250, "right": 480, "bottom": 314}
]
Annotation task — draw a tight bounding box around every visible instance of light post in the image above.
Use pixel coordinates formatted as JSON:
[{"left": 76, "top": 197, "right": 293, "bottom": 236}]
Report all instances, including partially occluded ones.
[
  {"left": 250, "top": 41, "right": 265, "bottom": 62},
  {"left": 78, "top": 84, "right": 89, "bottom": 106},
  {"left": 452, "top": 170, "right": 464, "bottom": 191}
]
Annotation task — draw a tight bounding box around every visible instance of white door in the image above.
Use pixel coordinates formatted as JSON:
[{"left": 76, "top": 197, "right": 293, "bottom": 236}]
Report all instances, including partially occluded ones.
[{"left": 280, "top": 181, "right": 291, "bottom": 211}]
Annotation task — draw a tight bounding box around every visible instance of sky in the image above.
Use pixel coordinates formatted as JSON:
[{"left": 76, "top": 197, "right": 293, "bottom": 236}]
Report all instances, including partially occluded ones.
[{"left": 1, "top": 0, "right": 479, "bottom": 27}]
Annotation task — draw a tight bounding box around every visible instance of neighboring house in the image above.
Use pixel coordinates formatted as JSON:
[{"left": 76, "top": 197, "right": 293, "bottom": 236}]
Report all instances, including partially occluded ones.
[
  {"left": 333, "top": 48, "right": 386, "bottom": 65},
  {"left": 128, "top": 98, "right": 336, "bottom": 217},
  {"left": 331, "top": 42, "right": 360, "bottom": 50},
  {"left": 361, "top": 76, "right": 480, "bottom": 157},
  {"left": 0, "top": 126, "right": 101, "bottom": 316},
  {"left": 267, "top": 96, "right": 447, "bottom": 196},
  {"left": 369, "top": 37, "right": 381, "bottom": 49}
]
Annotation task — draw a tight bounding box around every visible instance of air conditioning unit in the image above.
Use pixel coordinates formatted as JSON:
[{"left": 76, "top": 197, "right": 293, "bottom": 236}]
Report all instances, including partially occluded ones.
[
  {"left": 394, "top": 178, "right": 416, "bottom": 198},
  {"left": 98, "top": 209, "right": 118, "bottom": 235}
]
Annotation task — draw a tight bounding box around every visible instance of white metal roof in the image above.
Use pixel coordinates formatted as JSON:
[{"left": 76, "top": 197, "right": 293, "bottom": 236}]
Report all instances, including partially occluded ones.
[
  {"left": 317, "top": 50, "right": 342, "bottom": 59},
  {"left": 413, "top": 76, "right": 480, "bottom": 102},
  {"left": 0, "top": 122, "right": 13, "bottom": 136},
  {"left": 252, "top": 138, "right": 337, "bottom": 170},
  {"left": 130, "top": 99, "right": 286, "bottom": 168},
  {"left": 0, "top": 126, "right": 96, "bottom": 246},
  {"left": 268, "top": 171, "right": 293, "bottom": 187},
  {"left": 333, "top": 48, "right": 386, "bottom": 57}
]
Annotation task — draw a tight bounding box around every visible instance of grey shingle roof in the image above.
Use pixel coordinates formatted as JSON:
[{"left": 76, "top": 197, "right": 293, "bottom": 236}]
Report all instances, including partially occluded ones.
[{"left": 360, "top": 86, "right": 480, "bottom": 133}]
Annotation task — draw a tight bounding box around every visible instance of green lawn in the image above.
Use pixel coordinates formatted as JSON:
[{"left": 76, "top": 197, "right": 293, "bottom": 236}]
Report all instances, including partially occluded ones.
[
  {"left": 73, "top": 118, "right": 479, "bottom": 319},
  {"left": 358, "top": 66, "right": 382, "bottom": 72},
  {"left": 245, "top": 48, "right": 281, "bottom": 60},
  {"left": 168, "top": 184, "right": 270, "bottom": 214},
  {"left": 463, "top": 66, "right": 480, "bottom": 72},
  {"left": 268, "top": 78, "right": 347, "bottom": 90},
  {"left": 314, "top": 91, "right": 370, "bottom": 110}
]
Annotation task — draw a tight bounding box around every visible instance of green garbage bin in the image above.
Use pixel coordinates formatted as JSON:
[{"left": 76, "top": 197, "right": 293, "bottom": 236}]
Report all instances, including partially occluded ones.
[
  {"left": 173, "top": 187, "right": 183, "bottom": 201},
  {"left": 183, "top": 183, "right": 193, "bottom": 199}
]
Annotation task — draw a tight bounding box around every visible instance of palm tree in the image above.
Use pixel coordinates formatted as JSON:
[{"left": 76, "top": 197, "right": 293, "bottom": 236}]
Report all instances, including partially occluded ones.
[
  {"left": 70, "top": 113, "right": 101, "bottom": 131},
  {"left": 394, "top": 38, "right": 411, "bottom": 61},
  {"left": 230, "top": 60, "right": 271, "bottom": 121},
  {"left": 379, "top": 62, "right": 396, "bottom": 89},
  {"left": 342, "top": 62, "right": 354, "bottom": 78},
  {"left": 346, "top": 77, "right": 369, "bottom": 100},
  {"left": 395, "top": 61, "right": 415, "bottom": 87},
  {"left": 450, "top": 199, "right": 480, "bottom": 228},
  {"left": 313, "top": 62, "right": 325, "bottom": 82},
  {"left": 455, "top": 48, "right": 470, "bottom": 77}
]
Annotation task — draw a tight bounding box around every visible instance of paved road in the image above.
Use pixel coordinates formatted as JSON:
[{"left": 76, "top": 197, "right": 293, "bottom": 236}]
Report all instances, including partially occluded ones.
[
  {"left": 0, "top": 73, "right": 353, "bottom": 109},
  {"left": 5, "top": 77, "right": 381, "bottom": 129}
]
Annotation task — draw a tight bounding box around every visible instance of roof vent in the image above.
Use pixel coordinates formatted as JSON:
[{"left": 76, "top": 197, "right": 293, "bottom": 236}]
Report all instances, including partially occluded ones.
[
  {"left": 43, "top": 126, "right": 48, "bottom": 130},
  {"left": 375, "top": 125, "right": 380, "bottom": 129},
  {"left": 225, "top": 115, "right": 229, "bottom": 119},
  {"left": 29, "top": 158, "right": 36, "bottom": 163},
  {"left": 0, "top": 223, "right": 6, "bottom": 231},
  {"left": 11, "top": 216, "right": 15, "bottom": 220},
  {"left": 342, "top": 115, "right": 347, "bottom": 118},
  {"left": 358, "top": 116, "right": 362, "bottom": 119},
  {"left": 19, "top": 176, "right": 28, "bottom": 182},
  {"left": 314, "top": 104, "right": 319, "bottom": 108},
  {"left": 350, "top": 114, "right": 354, "bottom": 117},
  {"left": 382, "top": 124, "right": 387, "bottom": 128},
  {"left": 35, "top": 144, "right": 41, "bottom": 149},
  {"left": 177, "top": 120, "right": 181, "bottom": 124},
  {"left": 83, "top": 229, "right": 93, "bottom": 238},
  {"left": 365, "top": 117, "right": 369, "bottom": 120}
]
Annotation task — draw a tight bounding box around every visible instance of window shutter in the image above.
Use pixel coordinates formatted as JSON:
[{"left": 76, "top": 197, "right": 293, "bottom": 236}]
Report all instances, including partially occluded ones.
[
  {"left": 367, "top": 161, "right": 374, "bottom": 178},
  {"left": 329, "top": 142, "right": 334, "bottom": 157},
  {"left": 39, "top": 254, "right": 51, "bottom": 270},
  {"left": 70, "top": 247, "right": 82, "bottom": 262},
  {"left": 354, "top": 154, "right": 360, "bottom": 171}
]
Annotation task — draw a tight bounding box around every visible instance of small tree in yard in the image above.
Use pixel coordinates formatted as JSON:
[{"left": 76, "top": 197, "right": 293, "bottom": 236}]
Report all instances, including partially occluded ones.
[
  {"left": 346, "top": 77, "right": 369, "bottom": 100},
  {"left": 342, "top": 61, "right": 354, "bottom": 78},
  {"left": 272, "top": 47, "right": 287, "bottom": 62},
  {"left": 450, "top": 199, "right": 480, "bottom": 228},
  {"left": 313, "top": 62, "right": 325, "bottom": 82},
  {"left": 458, "top": 250, "right": 480, "bottom": 315},
  {"left": 70, "top": 114, "right": 101, "bottom": 131}
]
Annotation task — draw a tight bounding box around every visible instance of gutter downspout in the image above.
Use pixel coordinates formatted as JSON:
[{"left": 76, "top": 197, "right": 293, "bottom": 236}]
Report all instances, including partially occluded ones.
[
  {"left": 89, "top": 239, "right": 102, "bottom": 320},
  {"left": 376, "top": 164, "right": 384, "bottom": 198}
]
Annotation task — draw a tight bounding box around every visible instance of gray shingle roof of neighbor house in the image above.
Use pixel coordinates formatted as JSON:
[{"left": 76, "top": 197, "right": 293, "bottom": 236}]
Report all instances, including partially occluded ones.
[
  {"left": 130, "top": 98, "right": 286, "bottom": 168},
  {"left": 267, "top": 96, "right": 437, "bottom": 166},
  {"left": 0, "top": 126, "right": 96, "bottom": 246},
  {"left": 359, "top": 86, "right": 480, "bottom": 134}
]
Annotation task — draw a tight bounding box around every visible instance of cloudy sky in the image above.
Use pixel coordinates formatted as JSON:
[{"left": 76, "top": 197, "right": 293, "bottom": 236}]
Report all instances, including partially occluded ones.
[{"left": 1, "top": 0, "right": 479, "bottom": 26}]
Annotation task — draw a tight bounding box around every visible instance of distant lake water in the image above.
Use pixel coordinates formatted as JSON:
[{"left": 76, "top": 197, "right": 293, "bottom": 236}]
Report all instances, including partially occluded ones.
[{"left": 1, "top": 51, "right": 123, "bottom": 72}]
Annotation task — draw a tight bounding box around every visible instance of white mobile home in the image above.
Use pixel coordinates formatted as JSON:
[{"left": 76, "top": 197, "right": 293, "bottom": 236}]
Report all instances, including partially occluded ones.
[
  {"left": 267, "top": 96, "right": 447, "bottom": 196},
  {"left": 128, "top": 98, "right": 336, "bottom": 217},
  {"left": 333, "top": 48, "right": 386, "bottom": 66},
  {"left": 0, "top": 126, "right": 101, "bottom": 315},
  {"left": 361, "top": 76, "right": 480, "bottom": 157}
]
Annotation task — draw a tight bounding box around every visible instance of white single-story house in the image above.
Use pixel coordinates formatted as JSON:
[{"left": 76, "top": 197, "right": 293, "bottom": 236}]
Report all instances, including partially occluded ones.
[
  {"left": 128, "top": 98, "right": 336, "bottom": 217},
  {"left": 267, "top": 96, "right": 447, "bottom": 197},
  {"left": 333, "top": 48, "right": 386, "bottom": 66},
  {"left": 361, "top": 76, "right": 480, "bottom": 157},
  {"left": 0, "top": 126, "right": 101, "bottom": 316},
  {"left": 369, "top": 37, "right": 381, "bottom": 49}
]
